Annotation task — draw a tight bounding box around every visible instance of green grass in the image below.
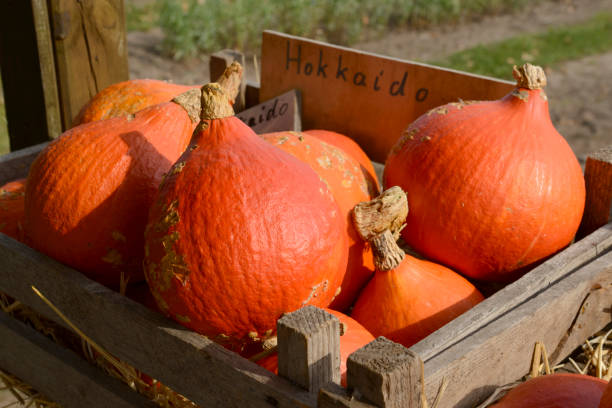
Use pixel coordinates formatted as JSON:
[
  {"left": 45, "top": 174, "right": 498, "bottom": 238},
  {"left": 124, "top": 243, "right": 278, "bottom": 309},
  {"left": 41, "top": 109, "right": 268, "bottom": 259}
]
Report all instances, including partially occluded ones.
[
  {"left": 125, "top": 1, "right": 159, "bottom": 32},
  {"left": 148, "top": 0, "right": 534, "bottom": 59},
  {"left": 431, "top": 12, "right": 612, "bottom": 80}
]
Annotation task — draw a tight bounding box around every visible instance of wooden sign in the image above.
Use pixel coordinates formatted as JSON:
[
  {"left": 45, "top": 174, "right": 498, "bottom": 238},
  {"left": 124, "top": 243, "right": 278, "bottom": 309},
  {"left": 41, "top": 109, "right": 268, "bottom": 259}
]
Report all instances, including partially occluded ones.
[
  {"left": 236, "top": 89, "right": 301, "bottom": 133},
  {"left": 260, "top": 31, "right": 515, "bottom": 162}
]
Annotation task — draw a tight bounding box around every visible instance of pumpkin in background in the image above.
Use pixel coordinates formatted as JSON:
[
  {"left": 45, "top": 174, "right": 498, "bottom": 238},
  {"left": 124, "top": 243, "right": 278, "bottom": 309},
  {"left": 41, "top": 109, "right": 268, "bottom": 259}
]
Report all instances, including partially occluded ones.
[
  {"left": 73, "top": 79, "right": 198, "bottom": 126},
  {"left": 0, "top": 178, "right": 26, "bottom": 242},
  {"left": 144, "top": 67, "right": 348, "bottom": 354},
  {"left": 261, "top": 131, "right": 377, "bottom": 312},
  {"left": 490, "top": 374, "right": 607, "bottom": 408},
  {"left": 384, "top": 64, "right": 585, "bottom": 282},
  {"left": 305, "top": 129, "right": 380, "bottom": 192},
  {"left": 350, "top": 187, "right": 484, "bottom": 348},
  {"left": 257, "top": 308, "right": 374, "bottom": 386},
  {"left": 601, "top": 380, "right": 612, "bottom": 408},
  {"left": 25, "top": 88, "right": 202, "bottom": 288}
]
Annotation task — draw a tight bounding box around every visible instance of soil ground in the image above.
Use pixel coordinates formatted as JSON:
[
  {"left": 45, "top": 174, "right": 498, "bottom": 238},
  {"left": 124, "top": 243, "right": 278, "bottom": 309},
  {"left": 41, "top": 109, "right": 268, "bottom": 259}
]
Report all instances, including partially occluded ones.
[{"left": 1, "top": 0, "right": 611, "bottom": 405}]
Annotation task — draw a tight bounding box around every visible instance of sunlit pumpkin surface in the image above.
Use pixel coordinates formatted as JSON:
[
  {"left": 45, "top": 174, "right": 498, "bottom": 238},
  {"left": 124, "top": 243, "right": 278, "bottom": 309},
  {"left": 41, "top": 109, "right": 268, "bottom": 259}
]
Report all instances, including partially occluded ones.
[{"left": 0, "top": 178, "right": 26, "bottom": 242}]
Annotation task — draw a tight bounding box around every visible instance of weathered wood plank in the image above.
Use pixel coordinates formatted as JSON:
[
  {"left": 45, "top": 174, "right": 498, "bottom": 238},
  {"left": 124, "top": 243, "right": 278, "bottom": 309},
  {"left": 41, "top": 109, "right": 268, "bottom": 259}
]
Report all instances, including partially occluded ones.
[
  {"left": 0, "top": 142, "right": 48, "bottom": 185},
  {"left": 347, "top": 337, "right": 422, "bottom": 408},
  {"left": 260, "top": 31, "right": 514, "bottom": 162},
  {"left": 0, "top": 1, "right": 55, "bottom": 150},
  {"left": 210, "top": 49, "right": 247, "bottom": 112},
  {"left": 0, "top": 312, "right": 157, "bottom": 408},
  {"left": 577, "top": 146, "right": 612, "bottom": 240},
  {"left": 237, "top": 89, "right": 302, "bottom": 133},
  {"left": 0, "top": 235, "right": 316, "bottom": 408},
  {"left": 49, "top": 0, "right": 129, "bottom": 128},
  {"left": 278, "top": 306, "right": 341, "bottom": 392},
  {"left": 32, "top": 0, "right": 63, "bottom": 141},
  {"left": 412, "top": 221, "right": 612, "bottom": 362},
  {"left": 317, "top": 384, "right": 376, "bottom": 408},
  {"left": 421, "top": 249, "right": 612, "bottom": 408}
]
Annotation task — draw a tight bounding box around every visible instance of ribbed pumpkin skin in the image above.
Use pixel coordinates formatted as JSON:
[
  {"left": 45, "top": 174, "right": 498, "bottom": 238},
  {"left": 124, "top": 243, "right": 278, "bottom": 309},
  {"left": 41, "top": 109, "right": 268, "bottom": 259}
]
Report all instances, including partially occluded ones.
[
  {"left": 73, "top": 79, "right": 197, "bottom": 126},
  {"left": 261, "top": 131, "right": 376, "bottom": 312},
  {"left": 490, "top": 374, "right": 607, "bottom": 408},
  {"left": 601, "top": 380, "right": 612, "bottom": 408},
  {"left": 257, "top": 308, "right": 374, "bottom": 386},
  {"left": 25, "top": 102, "right": 196, "bottom": 287},
  {"left": 0, "top": 178, "right": 26, "bottom": 242},
  {"left": 384, "top": 89, "right": 585, "bottom": 281},
  {"left": 144, "top": 117, "right": 348, "bottom": 353},
  {"left": 351, "top": 255, "right": 483, "bottom": 348},
  {"left": 305, "top": 129, "right": 380, "bottom": 192}
]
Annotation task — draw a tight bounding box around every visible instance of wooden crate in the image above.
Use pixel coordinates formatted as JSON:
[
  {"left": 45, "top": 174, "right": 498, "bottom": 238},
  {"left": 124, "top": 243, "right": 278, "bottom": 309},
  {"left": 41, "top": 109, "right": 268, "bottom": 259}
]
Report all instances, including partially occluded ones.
[{"left": 2, "top": 32, "right": 612, "bottom": 408}]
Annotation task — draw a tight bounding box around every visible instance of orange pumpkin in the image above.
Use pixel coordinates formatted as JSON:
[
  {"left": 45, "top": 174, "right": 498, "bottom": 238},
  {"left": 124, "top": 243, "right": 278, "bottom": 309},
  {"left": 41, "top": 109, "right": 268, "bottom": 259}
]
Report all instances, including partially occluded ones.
[
  {"left": 261, "top": 131, "right": 377, "bottom": 312},
  {"left": 490, "top": 374, "right": 607, "bottom": 408},
  {"left": 0, "top": 178, "right": 26, "bottom": 242},
  {"left": 25, "top": 89, "right": 201, "bottom": 288},
  {"left": 305, "top": 129, "right": 380, "bottom": 192},
  {"left": 257, "top": 308, "right": 374, "bottom": 386},
  {"left": 73, "top": 79, "right": 198, "bottom": 126},
  {"left": 144, "top": 71, "right": 348, "bottom": 353},
  {"left": 384, "top": 64, "right": 585, "bottom": 282},
  {"left": 350, "top": 187, "right": 484, "bottom": 348},
  {"left": 601, "top": 380, "right": 612, "bottom": 408}
]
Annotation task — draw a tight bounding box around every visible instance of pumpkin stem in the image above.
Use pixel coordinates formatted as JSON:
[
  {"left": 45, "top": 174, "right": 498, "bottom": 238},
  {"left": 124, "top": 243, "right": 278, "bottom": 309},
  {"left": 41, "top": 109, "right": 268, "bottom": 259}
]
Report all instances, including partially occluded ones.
[
  {"left": 199, "top": 62, "right": 243, "bottom": 121},
  {"left": 172, "top": 89, "right": 202, "bottom": 123},
  {"left": 512, "top": 63, "right": 547, "bottom": 90},
  {"left": 352, "top": 186, "right": 409, "bottom": 271}
]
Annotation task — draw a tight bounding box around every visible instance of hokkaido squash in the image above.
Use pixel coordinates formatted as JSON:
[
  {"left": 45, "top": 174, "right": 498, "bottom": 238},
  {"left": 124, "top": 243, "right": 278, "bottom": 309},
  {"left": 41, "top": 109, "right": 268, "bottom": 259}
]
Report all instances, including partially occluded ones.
[
  {"left": 350, "top": 187, "right": 484, "bottom": 348},
  {"left": 261, "top": 131, "right": 377, "bottom": 312},
  {"left": 384, "top": 64, "right": 585, "bottom": 282},
  {"left": 601, "top": 380, "right": 612, "bottom": 408},
  {"left": 25, "top": 88, "right": 202, "bottom": 288},
  {"left": 0, "top": 178, "right": 26, "bottom": 242},
  {"left": 144, "top": 68, "right": 348, "bottom": 354},
  {"left": 73, "top": 79, "right": 198, "bottom": 126},
  {"left": 304, "top": 129, "right": 380, "bottom": 192},
  {"left": 257, "top": 308, "right": 374, "bottom": 386},
  {"left": 490, "top": 373, "right": 607, "bottom": 408}
]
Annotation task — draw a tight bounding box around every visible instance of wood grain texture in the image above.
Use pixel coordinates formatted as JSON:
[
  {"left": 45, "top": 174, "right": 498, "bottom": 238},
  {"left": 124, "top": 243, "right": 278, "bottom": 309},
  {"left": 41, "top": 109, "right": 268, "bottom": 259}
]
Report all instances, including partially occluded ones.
[
  {"left": 0, "top": 312, "right": 157, "bottom": 408},
  {"left": 317, "top": 384, "right": 376, "bottom": 408},
  {"left": 260, "top": 31, "right": 514, "bottom": 162},
  {"left": 49, "top": 0, "right": 129, "bottom": 128},
  {"left": 346, "top": 337, "right": 422, "bottom": 408},
  {"left": 421, "top": 249, "right": 612, "bottom": 408},
  {"left": 576, "top": 146, "right": 612, "bottom": 240},
  {"left": 278, "top": 306, "right": 341, "bottom": 392},
  {"left": 0, "top": 1, "right": 55, "bottom": 150},
  {"left": 0, "top": 235, "right": 316, "bottom": 408},
  {"left": 412, "top": 222, "right": 612, "bottom": 362},
  {"left": 210, "top": 49, "right": 247, "bottom": 112},
  {"left": 31, "top": 0, "right": 62, "bottom": 141},
  {"left": 0, "top": 142, "right": 48, "bottom": 185},
  {"left": 236, "top": 89, "right": 302, "bottom": 133}
]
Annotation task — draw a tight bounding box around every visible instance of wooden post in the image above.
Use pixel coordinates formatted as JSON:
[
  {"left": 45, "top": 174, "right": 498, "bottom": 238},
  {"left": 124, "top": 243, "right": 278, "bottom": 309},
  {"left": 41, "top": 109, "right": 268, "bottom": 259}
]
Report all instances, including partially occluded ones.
[
  {"left": 48, "top": 0, "right": 129, "bottom": 129},
  {"left": 576, "top": 146, "right": 612, "bottom": 240},
  {"left": 0, "top": 0, "right": 62, "bottom": 150},
  {"left": 346, "top": 337, "right": 423, "bottom": 408},
  {"left": 277, "top": 306, "right": 341, "bottom": 392},
  {"left": 210, "top": 49, "right": 247, "bottom": 112}
]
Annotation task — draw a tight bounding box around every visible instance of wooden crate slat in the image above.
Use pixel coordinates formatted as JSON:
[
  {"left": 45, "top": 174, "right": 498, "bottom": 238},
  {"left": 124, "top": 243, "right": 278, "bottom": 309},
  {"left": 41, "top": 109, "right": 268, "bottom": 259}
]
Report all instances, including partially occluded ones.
[
  {"left": 420, "top": 248, "right": 612, "bottom": 408},
  {"left": 260, "top": 31, "right": 514, "bottom": 163},
  {"left": 0, "top": 235, "right": 316, "bottom": 408},
  {"left": 576, "top": 146, "right": 612, "bottom": 240},
  {"left": 48, "top": 0, "right": 129, "bottom": 128},
  {"left": 0, "top": 142, "right": 48, "bottom": 185},
  {"left": 411, "top": 221, "right": 612, "bottom": 362},
  {"left": 0, "top": 312, "right": 157, "bottom": 408}
]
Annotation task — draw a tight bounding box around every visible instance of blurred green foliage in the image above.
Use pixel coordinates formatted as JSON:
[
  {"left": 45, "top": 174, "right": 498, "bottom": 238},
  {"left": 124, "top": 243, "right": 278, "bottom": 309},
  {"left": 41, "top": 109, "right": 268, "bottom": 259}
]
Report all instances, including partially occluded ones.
[
  {"left": 129, "top": 0, "right": 534, "bottom": 59},
  {"left": 434, "top": 11, "right": 612, "bottom": 80}
]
